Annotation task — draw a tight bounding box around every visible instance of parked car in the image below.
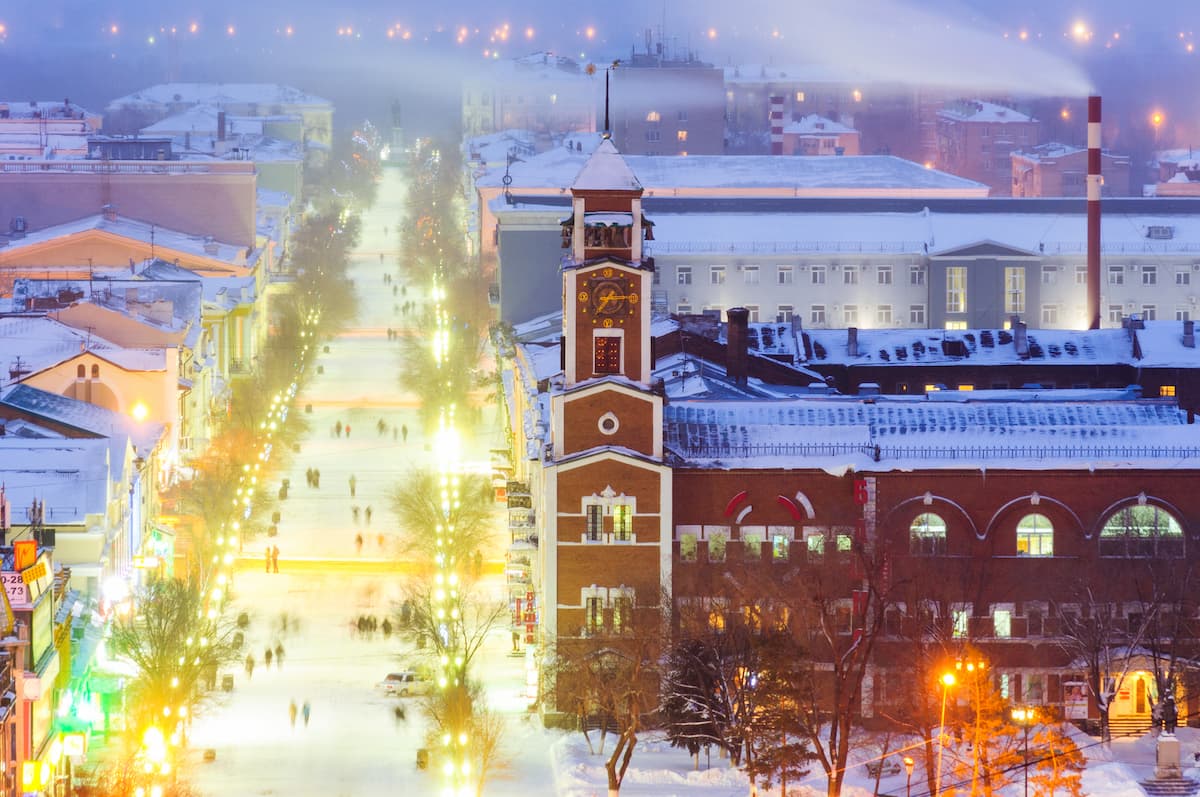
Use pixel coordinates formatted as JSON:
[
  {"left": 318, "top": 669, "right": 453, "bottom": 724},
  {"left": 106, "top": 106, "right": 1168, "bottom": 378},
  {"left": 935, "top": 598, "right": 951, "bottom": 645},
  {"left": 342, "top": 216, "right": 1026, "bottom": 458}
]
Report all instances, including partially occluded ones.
[{"left": 377, "top": 671, "right": 430, "bottom": 697}]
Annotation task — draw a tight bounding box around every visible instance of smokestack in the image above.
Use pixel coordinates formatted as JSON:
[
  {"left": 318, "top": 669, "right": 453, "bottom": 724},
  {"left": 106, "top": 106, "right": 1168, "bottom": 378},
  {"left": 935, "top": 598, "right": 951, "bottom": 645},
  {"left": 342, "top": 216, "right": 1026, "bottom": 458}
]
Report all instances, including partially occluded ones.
[
  {"left": 1087, "top": 95, "right": 1102, "bottom": 330},
  {"left": 726, "top": 307, "right": 750, "bottom": 386},
  {"left": 218, "top": 110, "right": 227, "bottom": 142},
  {"left": 769, "top": 96, "right": 784, "bottom": 155},
  {"left": 847, "top": 327, "right": 859, "bottom": 358}
]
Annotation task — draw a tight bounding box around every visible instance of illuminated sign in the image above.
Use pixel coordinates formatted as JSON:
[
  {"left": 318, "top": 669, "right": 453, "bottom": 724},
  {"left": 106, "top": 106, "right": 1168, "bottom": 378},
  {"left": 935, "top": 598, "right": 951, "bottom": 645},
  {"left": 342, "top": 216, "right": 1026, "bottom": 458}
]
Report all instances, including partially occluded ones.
[
  {"left": 13, "top": 540, "right": 35, "bottom": 570},
  {"left": 21, "top": 560, "right": 47, "bottom": 584}
]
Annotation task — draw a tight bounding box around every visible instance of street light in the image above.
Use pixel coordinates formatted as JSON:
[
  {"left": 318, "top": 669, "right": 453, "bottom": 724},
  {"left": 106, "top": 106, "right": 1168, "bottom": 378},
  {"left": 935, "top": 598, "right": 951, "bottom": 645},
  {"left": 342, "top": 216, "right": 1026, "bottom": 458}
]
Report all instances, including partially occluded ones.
[
  {"left": 935, "top": 672, "right": 956, "bottom": 797},
  {"left": 1012, "top": 706, "right": 1036, "bottom": 797},
  {"left": 903, "top": 755, "right": 915, "bottom": 797}
]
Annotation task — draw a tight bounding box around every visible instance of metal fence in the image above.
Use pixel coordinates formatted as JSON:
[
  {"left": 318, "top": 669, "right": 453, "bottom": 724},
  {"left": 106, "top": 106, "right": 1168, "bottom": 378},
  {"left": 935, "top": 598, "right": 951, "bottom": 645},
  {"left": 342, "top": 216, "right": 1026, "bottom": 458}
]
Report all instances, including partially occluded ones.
[{"left": 673, "top": 442, "right": 1200, "bottom": 461}]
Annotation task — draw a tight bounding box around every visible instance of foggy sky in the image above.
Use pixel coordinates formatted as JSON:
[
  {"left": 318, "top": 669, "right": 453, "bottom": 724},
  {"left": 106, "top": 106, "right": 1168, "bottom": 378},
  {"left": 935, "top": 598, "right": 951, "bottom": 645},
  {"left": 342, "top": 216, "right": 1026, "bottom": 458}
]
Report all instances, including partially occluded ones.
[{"left": 0, "top": 0, "right": 1196, "bottom": 143}]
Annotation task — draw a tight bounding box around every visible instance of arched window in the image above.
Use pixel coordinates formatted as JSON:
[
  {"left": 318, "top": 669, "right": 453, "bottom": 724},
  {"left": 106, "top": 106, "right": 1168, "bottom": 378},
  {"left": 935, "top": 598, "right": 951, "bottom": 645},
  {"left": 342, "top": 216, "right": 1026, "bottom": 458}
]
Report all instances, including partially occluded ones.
[
  {"left": 1016, "top": 513, "right": 1054, "bottom": 557},
  {"left": 76, "top": 364, "right": 86, "bottom": 378},
  {"left": 1099, "top": 505, "right": 1184, "bottom": 558},
  {"left": 910, "top": 513, "right": 947, "bottom": 556},
  {"left": 91, "top": 364, "right": 100, "bottom": 379}
]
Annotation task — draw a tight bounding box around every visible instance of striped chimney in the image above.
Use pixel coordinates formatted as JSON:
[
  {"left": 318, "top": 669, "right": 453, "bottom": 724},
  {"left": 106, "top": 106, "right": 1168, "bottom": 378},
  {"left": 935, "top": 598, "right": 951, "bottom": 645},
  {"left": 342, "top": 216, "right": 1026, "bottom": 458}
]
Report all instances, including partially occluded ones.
[
  {"left": 770, "top": 95, "right": 785, "bottom": 155},
  {"left": 1087, "top": 95, "right": 1102, "bottom": 330}
]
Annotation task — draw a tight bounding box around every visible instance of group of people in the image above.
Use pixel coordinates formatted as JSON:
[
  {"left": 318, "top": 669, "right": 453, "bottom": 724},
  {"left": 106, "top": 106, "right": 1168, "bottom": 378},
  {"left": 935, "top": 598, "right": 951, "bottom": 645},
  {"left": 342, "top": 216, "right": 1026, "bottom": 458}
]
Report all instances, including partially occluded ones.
[
  {"left": 304, "top": 468, "right": 322, "bottom": 488},
  {"left": 333, "top": 420, "right": 352, "bottom": 438},
  {"left": 351, "top": 505, "right": 373, "bottom": 524},
  {"left": 264, "top": 545, "right": 280, "bottom": 573},
  {"left": 353, "top": 614, "right": 392, "bottom": 637},
  {"left": 288, "top": 699, "right": 312, "bottom": 728},
  {"left": 244, "top": 641, "right": 285, "bottom": 678}
]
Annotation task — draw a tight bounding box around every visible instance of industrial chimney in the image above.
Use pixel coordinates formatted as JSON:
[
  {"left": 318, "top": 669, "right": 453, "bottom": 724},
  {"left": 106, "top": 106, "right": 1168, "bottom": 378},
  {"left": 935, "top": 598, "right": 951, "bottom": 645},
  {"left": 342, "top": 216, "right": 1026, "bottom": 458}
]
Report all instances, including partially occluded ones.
[
  {"left": 217, "top": 111, "right": 227, "bottom": 142},
  {"left": 769, "top": 96, "right": 784, "bottom": 155},
  {"left": 1087, "top": 96, "right": 1102, "bottom": 330}
]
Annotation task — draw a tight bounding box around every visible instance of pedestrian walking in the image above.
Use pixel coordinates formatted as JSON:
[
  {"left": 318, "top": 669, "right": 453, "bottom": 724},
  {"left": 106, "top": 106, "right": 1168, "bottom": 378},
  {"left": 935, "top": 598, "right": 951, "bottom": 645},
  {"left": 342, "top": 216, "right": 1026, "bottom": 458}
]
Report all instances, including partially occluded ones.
[
  {"left": 335, "top": 420, "right": 343, "bottom": 438},
  {"left": 305, "top": 467, "right": 313, "bottom": 487},
  {"left": 264, "top": 647, "right": 274, "bottom": 668},
  {"left": 355, "top": 533, "right": 364, "bottom": 553},
  {"left": 401, "top": 424, "right": 408, "bottom": 443},
  {"left": 393, "top": 285, "right": 398, "bottom": 296},
  {"left": 401, "top": 286, "right": 408, "bottom": 298},
  {"left": 345, "top": 424, "right": 351, "bottom": 437},
  {"left": 365, "top": 505, "right": 373, "bottom": 525},
  {"left": 265, "top": 547, "right": 271, "bottom": 573},
  {"left": 382, "top": 618, "right": 392, "bottom": 638},
  {"left": 275, "top": 642, "right": 285, "bottom": 668},
  {"left": 245, "top": 654, "right": 255, "bottom": 679},
  {"left": 272, "top": 545, "right": 280, "bottom": 573},
  {"left": 376, "top": 533, "right": 384, "bottom": 549},
  {"left": 289, "top": 700, "right": 298, "bottom": 728},
  {"left": 314, "top": 468, "right": 321, "bottom": 488},
  {"left": 377, "top": 418, "right": 386, "bottom": 436},
  {"left": 302, "top": 700, "right": 311, "bottom": 727},
  {"left": 349, "top": 474, "right": 357, "bottom": 497},
  {"left": 394, "top": 704, "right": 406, "bottom": 726},
  {"left": 379, "top": 252, "right": 384, "bottom": 264},
  {"left": 352, "top": 505, "right": 361, "bottom": 523}
]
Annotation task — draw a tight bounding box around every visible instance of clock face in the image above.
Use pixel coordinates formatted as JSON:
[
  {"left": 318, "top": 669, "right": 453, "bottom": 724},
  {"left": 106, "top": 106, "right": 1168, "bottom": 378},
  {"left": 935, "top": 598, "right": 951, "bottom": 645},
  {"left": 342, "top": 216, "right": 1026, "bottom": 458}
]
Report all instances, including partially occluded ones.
[{"left": 578, "top": 268, "right": 639, "bottom": 325}]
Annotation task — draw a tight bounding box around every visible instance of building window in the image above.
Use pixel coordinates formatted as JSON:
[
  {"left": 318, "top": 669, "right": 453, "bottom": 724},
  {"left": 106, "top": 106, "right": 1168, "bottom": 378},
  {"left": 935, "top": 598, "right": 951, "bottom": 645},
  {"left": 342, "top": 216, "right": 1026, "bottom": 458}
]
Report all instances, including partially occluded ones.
[
  {"left": 1176, "top": 269, "right": 1191, "bottom": 286},
  {"left": 76, "top": 364, "right": 86, "bottom": 378},
  {"left": 945, "top": 321, "right": 967, "bottom": 330},
  {"left": 1100, "top": 505, "right": 1184, "bottom": 558},
  {"left": 646, "top": 130, "right": 661, "bottom": 142},
  {"left": 1041, "top": 305, "right": 1059, "bottom": 326},
  {"left": 743, "top": 265, "right": 760, "bottom": 285},
  {"left": 877, "top": 265, "right": 893, "bottom": 285},
  {"left": 910, "top": 305, "right": 926, "bottom": 325},
  {"left": 777, "top": 305, "right": 794, "bottom": 323},
  {"left": 795, "top": 91, "right": 805, "bottom": 102},
  {"left": 1161, "top": 385, "right": 1177, "bottom": 397},
  {"left": 952, "top": 608, "right": 969, "bottom": 639},
  {"left": 677, "top": 110, "right": 688, "bottom": 122},
  {"left": 677, "top": 265, "right": 692, "bottom": 285},
  {"left": 994, "top": 608, "right": 1012, "bottom": 638},
  {"left": 91, "top": 364, "right": 101, "bottom": 379},
  {"left": 946, "top": 266, "right": 967, "bottom": 314},
  {"left": 877, "top": 304, "right": 893, "bottom": 325},
  {"left": 1041, "top": 266, "right": 1058, "bottom": 285},
  {"left": 710, "top": 266, "right": 726, "bottom": 285},
  {"left": 1176, "top": 308, "right": 1190, "bottom": 322},
  {"left": 679, "top": 531, "right": 698, "bottom": 562},
  {"left": 811, "top": 266, "right": 826, "bottom": 285},
  {"left": 1027, "top": 608, "right": 1044, "bottom": 637},
  {"left": 1005, "top": 267, "right": 1025, "bottom": 314},
  {"left": 677, "top": 304, "right": 693, "bottom": 315},
  {"left": 843, "top": 305, "right": 859, "bottom": 325},
  {"left": 910, "top": 266, "right": 926, "bottom": 286},
  {"left": 1016, "top": 513, "right": 1053, "bottom": 557},
  {"left": 910, "top": 512, "right": 947, "bottom": 556},
  {"left": 645, "top": 110, "right": 661, "bottom": 122},
  {"left": 594, "top": 336, "right": 621, "bottom": 374},
  {"left": 1024, "top": 674, "right": 1045, "bottom": 704},
  {"left": 741, "top": 527, "right": 764, "bottom": 560},
  {"left": 1142, "top": 305, "right": 1157, "bottom": 321},
  {"left": 810, "top": 305, "right": 826, "bottom": 325},
  {"left": 745, "top": 305, "right": 760, "bottom": 322},
  {"left": 586, "top": 505, "right": 604, "bottom": 542},
  {"left": 1108, "top": 265, "right": 1124, "bottom": 286},
  {"left": 612, "top": 590, "right": 633, "bottom": 632},
  {"left": 707, "top": 527, "right": 729, "bottom": 563},
  {"left": 1075, "top": 265, "right": 1088, "bottom": 285},
  {"left": 1108, "top": 304, "right": 1123, "bottom": 324},
  {"left": 777, "top": 266, "right": 794, "bottom": 285},
  {"left": 843, "top": 266, "right": 859, "bottom": 285},
  {"left": 613, "top": 504, "right": 633, "bottom": 542},
  {"left": 1142, "top": 265, "right": 1158, "bottom": 286},
  {"left": 771, "top": 533, "right": 790, "bottom": 562},
  {"left": 586, "top": 593, "right": 605, "bottom": 633},
  {"left": 676, "top": 130, "right": 688, "bottom": 142}
]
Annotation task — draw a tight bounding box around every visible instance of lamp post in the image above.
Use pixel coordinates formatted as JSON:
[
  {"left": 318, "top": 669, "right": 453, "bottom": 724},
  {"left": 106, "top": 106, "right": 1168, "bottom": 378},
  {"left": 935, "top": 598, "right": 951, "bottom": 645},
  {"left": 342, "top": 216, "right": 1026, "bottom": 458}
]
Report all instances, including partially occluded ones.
[
  {"left": 1012, "top": 707, "right": 1036, "bottom": 797},
  {"left": 955, "top": 656, "right": 988, "bottom": 795},
  {"left": 935, "top": 672, "right": 956, "bottom": 797},
  {"left": 903, "top": 755, "right": 914, "bottom": 797}
]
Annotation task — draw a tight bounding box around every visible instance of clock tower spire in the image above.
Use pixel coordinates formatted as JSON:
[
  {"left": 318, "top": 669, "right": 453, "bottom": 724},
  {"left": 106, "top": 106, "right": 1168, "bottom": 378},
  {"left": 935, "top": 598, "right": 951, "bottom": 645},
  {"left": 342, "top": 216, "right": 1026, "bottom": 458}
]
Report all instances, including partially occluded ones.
[{"left": 561, "top": 139, "right": 655, "bottom": 387}]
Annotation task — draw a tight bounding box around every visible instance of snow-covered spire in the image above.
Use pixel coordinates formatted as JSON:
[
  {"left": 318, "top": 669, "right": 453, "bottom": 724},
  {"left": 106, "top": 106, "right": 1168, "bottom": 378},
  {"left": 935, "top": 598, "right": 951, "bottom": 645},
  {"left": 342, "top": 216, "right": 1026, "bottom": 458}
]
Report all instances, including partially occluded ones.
[{"left": 570, "top": 138, "right": 641, "bottom": 193}]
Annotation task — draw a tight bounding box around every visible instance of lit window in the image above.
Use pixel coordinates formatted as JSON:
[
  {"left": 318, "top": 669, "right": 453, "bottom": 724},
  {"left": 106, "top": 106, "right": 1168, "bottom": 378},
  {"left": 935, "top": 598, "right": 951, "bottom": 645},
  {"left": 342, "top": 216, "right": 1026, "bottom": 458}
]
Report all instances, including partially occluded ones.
[
  {"left": 769, "top": 527, "right": 791, "bottom": 561},
  {"left": 1161, "top": 385, "right": 1177, "bottom": 397},
  {"left": 957, "top": 384, "right": 974, "bottom": 391},
  {"left": 952, "top": 608, "right": 969, "bottom": 638},
  {"left": 585, "top": 594, "right": 604, "bottom": 633},
  {"left": 946, "top": 266, "right": 967, "bottom": 313},
  {"left": 612, "top": 591, "right": 633, "bottom": 632},
  {"left": 910, "top": 513, "right": 947, "bottom": 556},
  {"left": 852, "top": 89, "right": 863, "bottom": 102},
  {"left": 706, "top": 527, "right": 729, "bottom": 563},
  {"left": 741, "top": 527, "right": 764, "bottom": 560},
  {"left": 944, "top": 321, "right": 967, "bottom": 330},
  {"left": 1100, "top": 505, "right": 1184, "bottom": 558},
  {"left": 613, "top": 504, "right": 633, "bottom": 542},
  {"left": 993, "top": 609, "right": 1012, "bottom": 638},
  {"left": 677, "top": 130, "right": 688, "bottom": 142},
  {"left": 679, "top": 532, "right": 698, "bottom": 562},
  {"left": 646, "top": 110, "right": 661, "bottom": 122},
  {"left": 795, "top": 91, "right": 805, "bottom": 102},
  {"left": 1016, "top": 513, "right": 1053, "bottom": 557},
  {"left": 593, "top": 336, "right": 621, "bottom": 374},
  {"left": 1005, "top": 267, "right": 1025, "bottom": 314}
]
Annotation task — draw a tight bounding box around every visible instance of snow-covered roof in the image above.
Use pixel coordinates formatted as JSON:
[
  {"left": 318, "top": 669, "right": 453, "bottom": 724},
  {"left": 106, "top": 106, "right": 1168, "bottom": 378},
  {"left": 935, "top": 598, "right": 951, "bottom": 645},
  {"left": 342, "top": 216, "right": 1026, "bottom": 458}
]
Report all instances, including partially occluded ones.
[
  {"left": 1011, "top": 142, "right": 1085, "bottom": 163},
  {"left": 0, "top": 384, "right": 165, "bottom": 458},
  {"left": 664, "top": 396, "right": 1200, "bottom": 471},
  {"left": 480, "top": 150, "right": 986, "bottom": 193},
  {"left": 783, "top": 115, "right": 858, "bottom": 136},
  {"left": 140, "top": 105, "right": 267, "bottom": 137},
  {"left": 938, "top": 100, "right": 1035, "bottom": 124},
  {"left": 0, "top": 315, "right": 166, "bottom": 381},
  {"left": 0, "top": 439, "right": 114, "bottom": 526},
  {"left": 571, "top": 139, "right": 642, "bottom": 192},
  {"left": 0, "top": 101, "right": 96, "bottom": 121},
  {"left": 137, "top": 260, "right": 257, "bottom": 310},
  {"left": 722, "top": 64, "right": 871, "bottom": 84},
  {"left": 0, "top": 214, "right": 248, "bottom": 265},
  {"left": 107, "top": 83, "right": 331, "bottom": 111},
  {"left": 643, "top": 208, "right": 1200, "bottom": 257}
]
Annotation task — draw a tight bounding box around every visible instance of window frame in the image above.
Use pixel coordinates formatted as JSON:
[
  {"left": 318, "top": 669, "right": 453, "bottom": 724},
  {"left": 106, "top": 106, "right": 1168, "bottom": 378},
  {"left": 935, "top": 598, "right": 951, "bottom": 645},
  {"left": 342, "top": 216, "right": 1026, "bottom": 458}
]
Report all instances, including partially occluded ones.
[
  {"left": 910, "top": 512, "right": 948, "bottom": 556},
  {"left": 1016, "top": 513, "right": 1054, "bottom": 557},
  {"left": 1099, "top": 504, "right": 1184, "bottom": 558}
]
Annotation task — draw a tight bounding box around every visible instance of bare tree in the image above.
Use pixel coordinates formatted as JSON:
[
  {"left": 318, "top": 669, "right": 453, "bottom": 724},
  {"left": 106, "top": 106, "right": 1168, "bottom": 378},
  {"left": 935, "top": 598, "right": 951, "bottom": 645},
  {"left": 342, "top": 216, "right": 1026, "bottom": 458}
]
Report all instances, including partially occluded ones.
[
  {"left": 395, "top": 575, "right": 507, "bottom": 678},
  {"left": 388, "top": 469, "right": 496, "bottom": 570}
]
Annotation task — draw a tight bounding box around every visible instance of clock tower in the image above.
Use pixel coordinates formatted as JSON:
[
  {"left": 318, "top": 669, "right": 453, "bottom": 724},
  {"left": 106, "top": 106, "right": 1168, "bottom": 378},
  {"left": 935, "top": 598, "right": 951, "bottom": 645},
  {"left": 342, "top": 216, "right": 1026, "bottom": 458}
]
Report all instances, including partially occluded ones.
[{"left": 539, "top": 139, "right": 671, "bottom": 702}]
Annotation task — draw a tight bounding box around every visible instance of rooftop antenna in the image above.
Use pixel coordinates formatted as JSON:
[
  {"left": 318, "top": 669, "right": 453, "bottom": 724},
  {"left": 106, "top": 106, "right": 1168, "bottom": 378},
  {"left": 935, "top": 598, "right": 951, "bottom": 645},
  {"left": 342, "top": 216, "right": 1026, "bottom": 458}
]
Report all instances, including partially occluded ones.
[{"left": 150, "top": 224, "right": 156, "bottom": 260}]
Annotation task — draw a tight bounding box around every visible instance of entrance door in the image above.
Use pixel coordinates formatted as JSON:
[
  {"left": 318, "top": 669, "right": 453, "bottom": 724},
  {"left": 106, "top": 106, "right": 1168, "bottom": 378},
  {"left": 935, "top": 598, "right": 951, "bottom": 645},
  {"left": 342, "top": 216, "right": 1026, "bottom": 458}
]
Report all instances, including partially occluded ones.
[{"left": 1136, "top": 678, "right": 1147, "bottom": 714}]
